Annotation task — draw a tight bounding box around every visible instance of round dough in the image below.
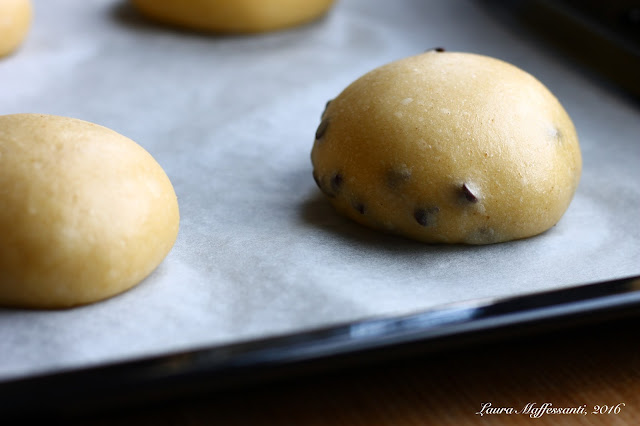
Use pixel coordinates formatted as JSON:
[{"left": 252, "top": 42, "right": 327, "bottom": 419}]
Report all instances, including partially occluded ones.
[
  {"left": 311, "top": 51, "right": 582, "bottom": 244},
  {"left": 0, "top": 0, "right": 32, "bottom": 57},
  {"left": 0, "top": 114, "right": 180, "bottom": 308},
  {"left": 131, "top": 0, "right": 336, "bottom": 33}
]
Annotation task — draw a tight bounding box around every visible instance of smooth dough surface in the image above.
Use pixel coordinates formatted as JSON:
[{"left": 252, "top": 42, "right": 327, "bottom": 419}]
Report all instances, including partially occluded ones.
[
  {"left": 0, "top": 0, "right": 31, "bottom": 57},
  {"left": 131, "top": 0, "right": 336, "bottom": 33},
  {"left": 311, "top": 51, "right": 582, "bottom": 244},
  {"left": 0, "top": 114, "right": 180, "bottom": 308}
]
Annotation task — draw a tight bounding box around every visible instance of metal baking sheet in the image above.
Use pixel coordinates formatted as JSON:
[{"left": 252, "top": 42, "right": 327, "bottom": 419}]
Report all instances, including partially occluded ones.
[{"left": 1, "top": 0, "right": 639, "bottom": 383}]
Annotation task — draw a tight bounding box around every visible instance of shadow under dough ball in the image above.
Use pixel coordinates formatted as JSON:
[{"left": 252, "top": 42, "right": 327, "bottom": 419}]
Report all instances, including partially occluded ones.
[{"left": 311, "top": 51, "right": 582, "bottom": 244}]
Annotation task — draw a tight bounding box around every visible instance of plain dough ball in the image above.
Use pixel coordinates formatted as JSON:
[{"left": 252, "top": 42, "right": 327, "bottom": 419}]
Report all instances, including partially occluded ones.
[
  {"left": 0, "top": 0, "right": 31, "bottom": 57},
  {"left": 131, "top": 0, "right": 336, "bottom": 33},
  {"left": 311, "top": 51, "right": 582, "bottom": 244},
  {"left": 0, "top": 114, "right": 180, "bottom": 308}
]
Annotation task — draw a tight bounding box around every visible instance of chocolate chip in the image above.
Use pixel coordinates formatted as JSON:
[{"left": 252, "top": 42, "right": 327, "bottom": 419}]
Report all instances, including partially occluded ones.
[
  {"left": 322, "top": 100, "right": 332, "bottom": 118},
  {"left": 386, "top": 166, "right": 412, "bottom": 189},
  {"left": 313, "top": 171, "right": 337, "bottom": 198},
  {"left": 312, "top": 170, "right": 321, "bottom": 188},
  {"left": 352, "top": 201, "right": 366, "bottom": 214},
  {"left": 475, "top": 227, "right": 496, "bottom": 243},
  {"left": 461, "top": 183, "right": 478, "bottom": 203},
  {"left": 426, "top": 47, "right": 445, "bottom": 53},
  {"left": 315, "top": 118, "right": 329, "bottom": 140},
  {"left": 330, "top": 173, "right": 343, "bottom": 194},
  {"left": 414, "top": 206, "right": 439, "bottom": 227}
]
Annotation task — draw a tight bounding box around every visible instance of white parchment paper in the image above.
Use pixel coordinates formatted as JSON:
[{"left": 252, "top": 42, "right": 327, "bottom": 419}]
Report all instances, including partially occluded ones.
[{"left": 1, "top": 0, "right": 639, "bottom": 381}]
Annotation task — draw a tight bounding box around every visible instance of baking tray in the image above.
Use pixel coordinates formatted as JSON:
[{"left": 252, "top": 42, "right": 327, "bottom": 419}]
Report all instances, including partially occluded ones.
[
  {"left": 1, "top": 275, "right": 640, "bottom": 419},
  {"left": 1, "top": 0, "right": 639, "bottom": 418}
]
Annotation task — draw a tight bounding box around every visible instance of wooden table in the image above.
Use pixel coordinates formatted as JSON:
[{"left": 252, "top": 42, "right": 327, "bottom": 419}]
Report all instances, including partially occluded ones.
[{"left": 69, "top": 315, "right": 639, "bottom": 425}]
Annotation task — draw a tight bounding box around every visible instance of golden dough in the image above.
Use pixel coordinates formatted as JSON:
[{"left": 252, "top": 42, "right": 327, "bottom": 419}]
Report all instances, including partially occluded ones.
[
  {"left": 0, "top": 0, "right": 31, "bottom": 57},
  {"left": 130, "top": 0, "right": 336, "bottom": 33},
  {"left": 0, "top": 114, "right": 180, "bottom": 308},
  {"left": 311, "top": 51, "right": 582, "bottom": 244}
]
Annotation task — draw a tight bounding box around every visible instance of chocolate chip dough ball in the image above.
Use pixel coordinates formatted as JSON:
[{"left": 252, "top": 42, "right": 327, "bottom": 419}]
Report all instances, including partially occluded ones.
[
  {"left": 0, "top": 0, "right": 32, "bottom": 57},
  {"left": 311, "top": 51, "right": 582, "bottom": 244},
  {"left": 131, "top": 0, "right": 336, "bottom": 33},
  {"left": 0, "top": 114, "right": 180, "bottom": 308}
]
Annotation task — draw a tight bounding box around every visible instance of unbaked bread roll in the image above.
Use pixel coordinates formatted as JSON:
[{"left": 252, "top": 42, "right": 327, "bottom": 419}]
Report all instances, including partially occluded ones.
[
  {"left": 311, "top": 50, "right": 582, "bottom": 244},
  {"left": 131, "top": 0, "right": 336, "bottom": 33},
  {"left": 0, "top": 114, "right": 180, "bottom": 308},
  {"left": 0, "top": 0, "right": 31, "bottom": 57}
]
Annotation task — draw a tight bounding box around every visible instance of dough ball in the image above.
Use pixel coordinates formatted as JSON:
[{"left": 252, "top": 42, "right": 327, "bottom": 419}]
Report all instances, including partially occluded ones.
[
  {"left": 130, "top": 0, "right": 336, "bottom": 33},
  {"left": 0, "top": 0, "right": 31, "bottom": 57},
  {"left": 0, "top": 114, "right": 180, "bottom": 308},
  {"left": 311, "top": 51, "right": 582, "bottom": 244}
]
